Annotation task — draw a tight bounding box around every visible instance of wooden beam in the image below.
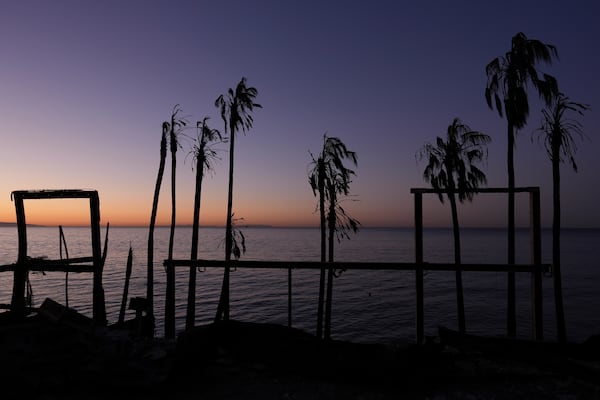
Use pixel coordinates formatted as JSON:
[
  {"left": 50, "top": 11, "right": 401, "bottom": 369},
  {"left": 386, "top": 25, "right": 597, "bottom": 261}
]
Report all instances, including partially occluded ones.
[
  {"left": 11, "top": 189, "right": 97, "bottom": 200},
  {"left": 410, "top": 187, "right": 540, "bottom": 194},
  {"left": 89, "top": 192, "right": 106, "bottom": 325},
  {"left": 288, "top": 266, "right": 292, "bottom": 327},
  {"left": 163, "top": 259, "right": 550, "bottom": 273},
  {"left": 11, "top": 192, "right": 27, "bottom": 313},
  {"left": 0, "top": 259, "right": 95, "bottom": 273},
  {"left": 530, "top": 188, "right": 543, "bottom": 341},
  {"left": 415, "top": 192, "right": 424, "bottom": 345}
]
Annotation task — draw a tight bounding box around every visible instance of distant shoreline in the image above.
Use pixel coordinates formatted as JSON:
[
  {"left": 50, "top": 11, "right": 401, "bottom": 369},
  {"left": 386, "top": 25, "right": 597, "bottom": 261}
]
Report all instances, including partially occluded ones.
[
  {"left": 1, "top": 222, "right": 598, "bottom": 230},
  {"left": 0, "top": 222, "right": 43, "bottom": 227}
]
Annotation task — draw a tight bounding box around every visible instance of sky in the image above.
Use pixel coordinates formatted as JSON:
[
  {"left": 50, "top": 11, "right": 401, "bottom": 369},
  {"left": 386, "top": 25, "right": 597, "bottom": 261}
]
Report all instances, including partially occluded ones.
[{"left": 0, "top": 0, "right": 598, "bottom": 228}]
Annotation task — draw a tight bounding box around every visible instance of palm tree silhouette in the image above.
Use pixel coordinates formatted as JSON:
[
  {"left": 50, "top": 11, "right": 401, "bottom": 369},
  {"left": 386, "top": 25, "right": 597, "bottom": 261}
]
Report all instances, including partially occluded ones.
[
  {"left": 418, "top": 118, "right": 491, "bottom": 334},
  {"left": 324, "top": 165, "right": 359, "bottom": 339},
  {"left": 165, "top": 105, "right": 186, "bottom": 339},
  {"left": 536, "top": 93, "right": 589, "bottom": 343},
  {"left": 186, "top": 117, "right": 222, "bottom": 330},
  {"left": 309, "top": 154, "right": 327, "bottom": 338},
  {"left": 309, "top": 135, "right": 358, "bottom": 339},
  {"left": 147, "top": 121, "right": 169, "bottom": 334},
  {"left": 485, "top": 32, "right": 559, "bottom": 336},
  {"left": 214, "top": 77, "right": 261, "bottom": 322}
]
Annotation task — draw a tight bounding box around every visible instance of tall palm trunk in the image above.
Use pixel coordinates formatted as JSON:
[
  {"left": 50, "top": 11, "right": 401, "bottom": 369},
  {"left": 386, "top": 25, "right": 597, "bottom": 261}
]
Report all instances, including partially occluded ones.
[
  {"left": 215, "top": 124, "right": 236, "bottom": 322},
  {"left": 507, "top": 123, "right": 516, "bottom": 337},
  {"left": 324, "top": 183, "right": 336, "bottom": 339},
  {"left": 552, "top": 139, "right": 567, "bottom": 343},
  {"left": 186, "top": 150, "right": 205, "bottom": 330},
  {"left": 165, "top": 126, "right": 177, "bottom": 339},
  {"left": 420, "top": 119, "right": 489, "bottom": 337},
  {"left": 448, "top": 191, "right": 466, "bottom": 333},
  {"left": 316, "top": 159, "right": 326, "bottom": 339},
  {"left": 147, "top": 124, "right": 168, "bottom": 333}
]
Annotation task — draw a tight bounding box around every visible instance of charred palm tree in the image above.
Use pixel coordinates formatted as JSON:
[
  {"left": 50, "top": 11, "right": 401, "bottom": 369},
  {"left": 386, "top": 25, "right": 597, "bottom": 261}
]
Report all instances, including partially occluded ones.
[
  {"left": 485, "top": 32, "right": 559, "bottom": 336},
  {"left": 309, "top": 156, "right": 327, "bottom": 338},
  {"left": 186, "top": 118, "right": 222, "bottom": 330},
  {"left": 418, "top": 118, "right": 491, "bottom": 334},
  {"left": 165, "top": 105, "right": 186, "bottom": 339},
  {"left": 309, "top": 135, "right": 358, "bottom": 339},
  {"left": 536, "top": 93, "right": 589, "bottom": 343},
  {"left": 147, "top": 121, "right": 169, "bottom": 333},
  {"left": 324, "top": 166, "right": 360, "bottom": 339},
  {"left": 214, "top": 77, "right": 261, "bottom": 322}
]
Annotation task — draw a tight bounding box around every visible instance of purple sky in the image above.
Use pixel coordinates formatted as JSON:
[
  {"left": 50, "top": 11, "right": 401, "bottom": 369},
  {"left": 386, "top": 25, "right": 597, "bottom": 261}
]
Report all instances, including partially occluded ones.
[{"left": 1, "top": 1, "right": 598, "bottom": 227}]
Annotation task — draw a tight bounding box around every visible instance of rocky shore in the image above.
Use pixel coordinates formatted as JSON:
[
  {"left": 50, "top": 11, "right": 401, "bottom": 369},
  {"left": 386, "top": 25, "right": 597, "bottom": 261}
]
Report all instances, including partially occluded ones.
[{"left": 1, "top": 299, "right": 599, "bottom": 399}]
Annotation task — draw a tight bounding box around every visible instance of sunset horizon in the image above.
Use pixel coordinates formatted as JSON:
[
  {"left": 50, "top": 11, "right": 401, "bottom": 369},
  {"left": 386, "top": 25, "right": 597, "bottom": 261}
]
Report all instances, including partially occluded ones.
[
  {"left": 1, "top": 2, "right": 598, "bottom": 234},
  {"left": 0, "top": 3, "right": 599, "bottom": 397}
]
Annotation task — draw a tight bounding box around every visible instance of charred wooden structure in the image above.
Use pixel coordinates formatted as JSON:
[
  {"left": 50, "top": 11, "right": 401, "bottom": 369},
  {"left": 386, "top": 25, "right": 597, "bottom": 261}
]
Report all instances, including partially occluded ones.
[
  {"left": 165, "top": 187, "right": 549, "bottom": 344},
  {"left": 2, "top": 190, "right": 107, "bottom": 324}
]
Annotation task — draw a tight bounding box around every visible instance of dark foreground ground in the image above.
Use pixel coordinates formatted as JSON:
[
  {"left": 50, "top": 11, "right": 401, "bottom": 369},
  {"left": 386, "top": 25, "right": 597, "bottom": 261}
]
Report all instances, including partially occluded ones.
[{"left": 1, "top": 300, "right": 599, "bottom": 399}]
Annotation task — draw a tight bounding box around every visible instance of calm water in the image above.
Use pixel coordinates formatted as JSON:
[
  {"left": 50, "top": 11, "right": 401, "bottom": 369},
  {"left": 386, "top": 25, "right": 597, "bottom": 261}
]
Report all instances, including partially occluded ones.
[{"left": 0, "top": 226, "right": 598, "bottom": 344}]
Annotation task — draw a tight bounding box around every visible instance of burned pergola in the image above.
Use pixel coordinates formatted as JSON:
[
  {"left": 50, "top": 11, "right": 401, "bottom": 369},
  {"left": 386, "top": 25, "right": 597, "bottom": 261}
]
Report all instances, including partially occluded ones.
[{"left": 4, "top": 189, "right": 106, "bottom": 324}]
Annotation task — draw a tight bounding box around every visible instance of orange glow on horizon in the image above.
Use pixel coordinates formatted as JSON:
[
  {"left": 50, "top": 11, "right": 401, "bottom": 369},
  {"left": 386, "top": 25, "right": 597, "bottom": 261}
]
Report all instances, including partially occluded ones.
[
  {"left": 0, "top": 189, "right": 542, "bottom": 229},
  {"left": 3, "top": 200, "right": 328, "bottom": 228}
]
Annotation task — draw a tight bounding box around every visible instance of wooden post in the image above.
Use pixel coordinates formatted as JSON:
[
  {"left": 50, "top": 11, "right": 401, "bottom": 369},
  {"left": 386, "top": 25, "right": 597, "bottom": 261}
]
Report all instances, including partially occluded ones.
[
  {"left": 288, "top": 266, "right": 292, "bottom": 327},
  {"left": 89, "top": 192, "right": 107, "bottom": 325},
  {"left": 185, "top": 265, "right": 197, "bottom": 330},
  {"left": 414, "top": 191, "right": 425, "bottom": 344},
  {"left": 530, "top": 188, "right": 543, "bottom": 340},
  {"left": 165, "top": 260, "right": 175, "bottom": 338},
  {"left": 11, "top": 193, "right": 27, "bottom": 314},
  {"left": 118, "top": 246, "right": 133, "bottom": 324}
]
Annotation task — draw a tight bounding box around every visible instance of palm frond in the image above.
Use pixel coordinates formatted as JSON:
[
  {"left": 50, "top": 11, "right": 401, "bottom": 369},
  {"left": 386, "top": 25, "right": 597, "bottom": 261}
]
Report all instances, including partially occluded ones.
[
  {"left": 535, "top": 92, "right": 590, "bottom": 171},
  {"left": 215, "top": 77, "right": 261, "bottom": 137},
  {"left": 188, "top": 117, "right": 223, "bottom": 175},
  {"left": 308, "top": 134, "right": 360, "bottom": 247},
  {"left": 418, "top": 118, "right": 491, "bottom": 204},
  {"left": 486, "top": 32, "right": 559, "bottom": 129}
]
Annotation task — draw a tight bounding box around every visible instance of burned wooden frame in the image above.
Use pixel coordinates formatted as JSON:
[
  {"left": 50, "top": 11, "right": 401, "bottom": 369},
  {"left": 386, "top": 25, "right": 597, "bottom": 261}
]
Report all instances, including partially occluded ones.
[
  {"left": 411, "top": 187, "right": 544, "bottom": 343},
  {"left": 9, "top": 190, "right": 106, "bottom": 324},
  {"left": 166, "top": 187, "right": 547, "bottom": 343}
]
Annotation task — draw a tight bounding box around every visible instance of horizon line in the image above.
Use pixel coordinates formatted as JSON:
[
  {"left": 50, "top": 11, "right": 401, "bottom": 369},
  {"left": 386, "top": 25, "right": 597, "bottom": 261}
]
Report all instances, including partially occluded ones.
[{"left": 1, "top": 222, "right": 598, "bottom": 230}]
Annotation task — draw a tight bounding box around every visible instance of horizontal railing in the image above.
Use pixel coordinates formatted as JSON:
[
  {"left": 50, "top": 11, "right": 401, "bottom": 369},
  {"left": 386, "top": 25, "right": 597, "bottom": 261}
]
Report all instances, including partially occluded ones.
[
  {"left": 164, "top": 259, "right": 550, "bottom": 273},
  {"left": 163, "top": 258, "right": 550, "bottom": 342},
  {"left": 0, "top": 257, "right": 95, "bottom": 273}
]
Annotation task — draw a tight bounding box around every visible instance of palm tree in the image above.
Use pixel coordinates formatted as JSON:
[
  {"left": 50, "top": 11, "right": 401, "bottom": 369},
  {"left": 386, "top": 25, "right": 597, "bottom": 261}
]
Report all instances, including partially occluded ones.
[
  {"left": 536, "top": 93, "right": 589, "bottom": 343},
  {"left": 324, "top": 165, "right": 360, "bottom": 339},
  {"left": 186, "top": 118, "right": 222, "bottom": 330},
  {"left": 485, "top": 32, "right": 559, "bottom": 336},
  {"left": 309, "top": 135, "right": 358, "bottom": 339},
  {"left": 309, "top": 156, "right": 327, "bottom": 338},
  {"left": 165, "top": 105, "right": 186, "bottom": 339},
  {"left": 418, "top": 118, "right": 491, "bottom": 334},
  {"left": 147, "top": 121, "right": 169, "bottom": 334},
  {"left": 214, "top": 77, "right": 261, "bottom": 322}
]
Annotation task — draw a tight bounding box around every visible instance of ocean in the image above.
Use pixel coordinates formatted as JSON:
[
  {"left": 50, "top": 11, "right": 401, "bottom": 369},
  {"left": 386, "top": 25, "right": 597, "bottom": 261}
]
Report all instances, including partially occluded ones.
[{"left": 0, "top": 226, "right": 598, "bottom": 344}]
